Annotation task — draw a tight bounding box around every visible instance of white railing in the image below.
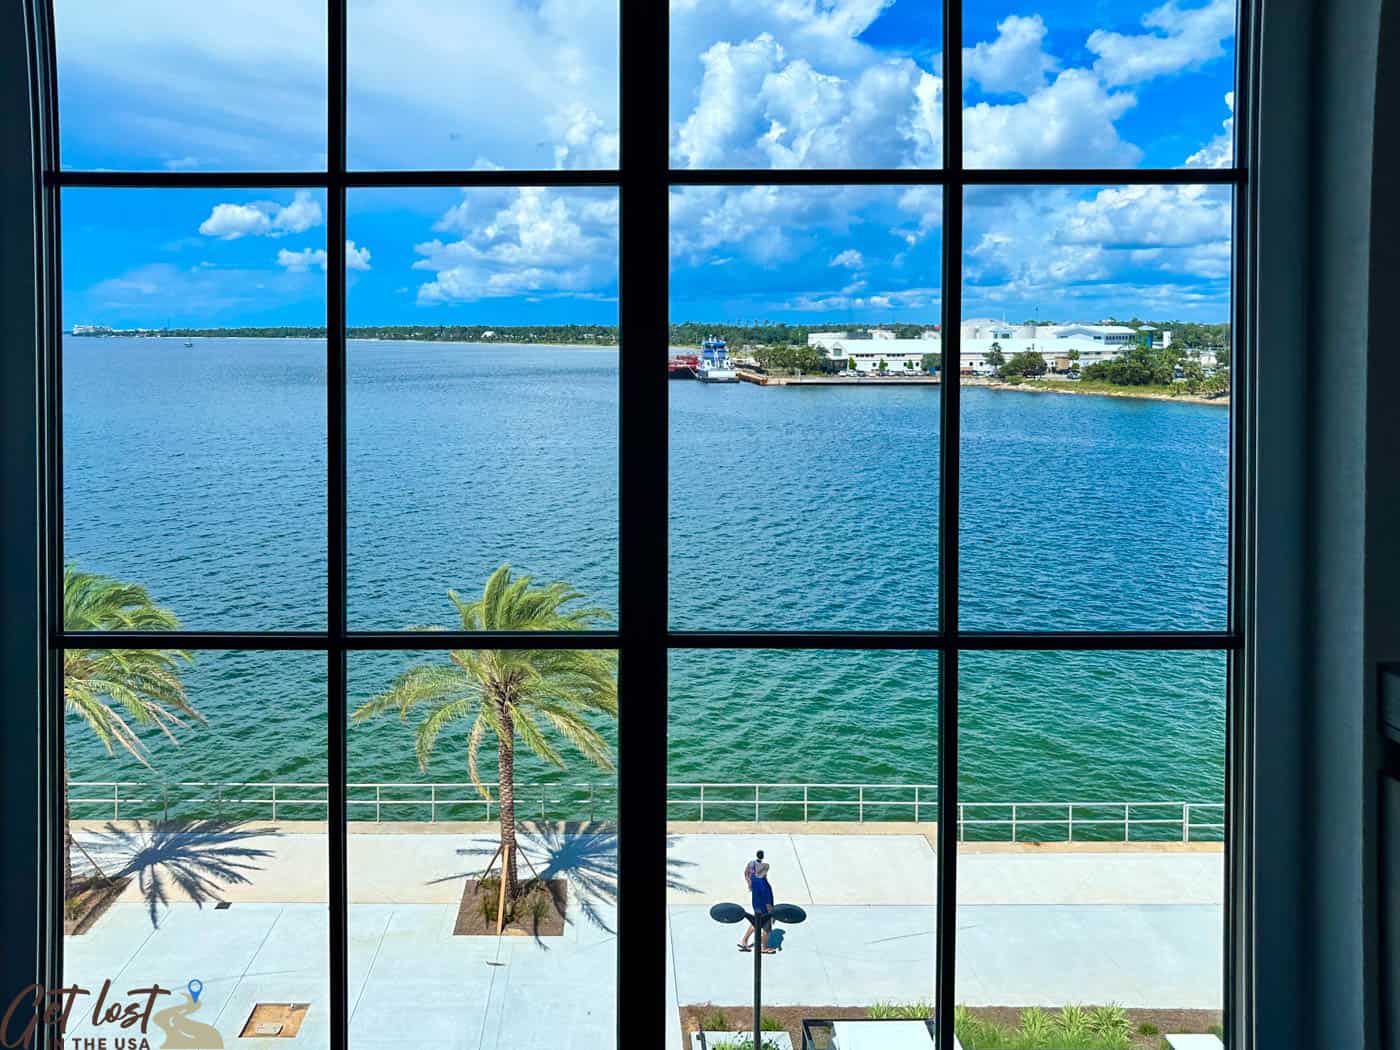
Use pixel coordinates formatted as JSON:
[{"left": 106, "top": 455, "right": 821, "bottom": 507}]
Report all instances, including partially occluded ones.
[{"left": 67, "top": 781, "right": 1225, "bottom": 842}]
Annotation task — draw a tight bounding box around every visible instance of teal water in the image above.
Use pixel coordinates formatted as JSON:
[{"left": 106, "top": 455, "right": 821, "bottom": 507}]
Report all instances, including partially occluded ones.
[{"left": 62, "top": 338, "right": 1227, "bottom": 826}]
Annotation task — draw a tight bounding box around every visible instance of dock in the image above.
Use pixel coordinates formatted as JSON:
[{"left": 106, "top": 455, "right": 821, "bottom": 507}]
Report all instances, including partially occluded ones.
[{"left": 736, "top": 369, "right": 941, "bottom": 386}]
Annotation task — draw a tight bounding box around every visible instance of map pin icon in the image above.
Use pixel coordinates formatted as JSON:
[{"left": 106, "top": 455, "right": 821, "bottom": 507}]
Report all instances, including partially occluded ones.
[{"left": 187, "top": 979, "right": 203, "bottom": 1003}]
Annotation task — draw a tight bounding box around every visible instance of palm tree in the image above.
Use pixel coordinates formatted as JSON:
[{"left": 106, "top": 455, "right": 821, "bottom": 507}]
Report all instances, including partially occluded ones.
[
  {"left": 353, "top": 565, "right": 617, "bottom": 902},
  {"left": 63, "top": 566, "right": 199, "bottom": 902}
]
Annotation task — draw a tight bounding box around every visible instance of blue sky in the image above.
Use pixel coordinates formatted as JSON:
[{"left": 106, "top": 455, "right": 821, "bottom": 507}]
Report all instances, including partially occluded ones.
[{"left": 56, "top": 0, "right": 1236, "bottom": 328}]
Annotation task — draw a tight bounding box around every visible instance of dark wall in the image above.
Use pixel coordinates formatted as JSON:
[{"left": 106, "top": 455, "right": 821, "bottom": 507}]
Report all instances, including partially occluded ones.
[{"left": 0, "top": 0, "right": 43, "bottom": 1018}]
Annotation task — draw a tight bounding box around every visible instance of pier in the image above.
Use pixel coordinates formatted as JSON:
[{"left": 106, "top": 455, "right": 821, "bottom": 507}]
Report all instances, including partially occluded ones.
[{"left": 737, "top": 369, "right": 941, "bottom": 386}]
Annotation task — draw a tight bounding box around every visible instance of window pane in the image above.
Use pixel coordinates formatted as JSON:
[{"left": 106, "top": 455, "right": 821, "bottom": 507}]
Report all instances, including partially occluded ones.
[
  {"left": 62, "top": 188, "right": 327, "bottom": 631},
  {"left": 669, "top": 185, "right": 942, "bottom": 630},
  {"left": 64, "top": 649, "right": 328, "bottom": 1046},
  {"left": 955, "top": 650, "right": 1225, "bottom": 1042},
  {"left": 958, "top": 183, "right": 1231, "bottom": 630},
  {"left": 345, "top": 188, "right": 618, "bottom": 629},
  {"left": 670, "top": 1, "right": 942, "bottom": 169},
  {"left": 962, "top": 0, "right": 1236, "bottom": 169},
  {"left": 668, "top": 649, "right": 940, "bottom": 1049},
  {"left": 55, "top": 0, "right": 327, "bottom": 171},
  {"left": 348, "top": 646, "right": 618, "bottom": 1050},
  {"left": 348, "top": 0, "right": 619, "bottom": 170}
]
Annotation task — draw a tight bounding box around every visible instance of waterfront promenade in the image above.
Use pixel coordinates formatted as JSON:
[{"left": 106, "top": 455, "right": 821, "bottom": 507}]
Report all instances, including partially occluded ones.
[{"left": 65, "top": 823, "right": 1223, "bottom": 1050}]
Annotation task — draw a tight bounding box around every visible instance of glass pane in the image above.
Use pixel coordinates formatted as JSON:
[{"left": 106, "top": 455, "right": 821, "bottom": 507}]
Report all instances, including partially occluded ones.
[
  {"left": 668, "top": 649, "right": 940, "bottom": 1050},
  {"left": 63, "top": 649, "right": 328, "bottom": 1046},
  {"left": 346, "top": 187, "right": 618, "bottom": 629},
  {"left": 956, "top": 650, "right": 1225, "bottom": 1043},
  {"left": 348, "top": 0, "right": 619, "bottom": 170},
  {"left": 348, "top": 645, "right": 619, "bottom": 1049},
  {"left": 670, "top": 1, "right": 942, "bottom": 169},
  {"left": 958, "top": 183, "right": 1231, "bottom": 631},
  {"left": 669, "top": 185, "right": 942, "bottom": 630},
  {"left": 55, "top": 0, "right": 327, "bottom": 171},
  {"left": 62, "top": 188, "right": 327, "bottom": 631},
  {"left": 962, "top": 0, "right": 1236, "bottom": 169}
]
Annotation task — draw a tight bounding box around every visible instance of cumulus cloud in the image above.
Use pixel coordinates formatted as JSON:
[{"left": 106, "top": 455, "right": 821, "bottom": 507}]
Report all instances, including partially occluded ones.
[
  {"left": 964, "top": 15, "right": 1060, "bottom": 97},
  {"left": 346, "top": 240, "right": 372, "bottom": 271},
  {"left": 276, "top": 247, "right": 326, "bottom": 272},
  {"left": 829, "top": 249, "right": 864, "bottom": 269},
  {"left": 965, "top": 69, "right": 1141, "bottom": 168},
  {"left": 413, "top": 188, "right": 617, "bottom": 304},
  {"left": 274, "top": 240, "right": 373, "bottom": 272},
  {"left": 1088, "top": 0, "right": 1235, "bottom": 86},
  {"left": 961, "top": 182, "right": 1231, "bottom": 313},
  {"left": 1186, "top": 92, "right": 1234, "bottom": 168},
  {"left": 672, "top": 33, "right": 942, "bottom": 168},
  {"left": 199, "top": 191, "right": 323, "bottom": 239}
]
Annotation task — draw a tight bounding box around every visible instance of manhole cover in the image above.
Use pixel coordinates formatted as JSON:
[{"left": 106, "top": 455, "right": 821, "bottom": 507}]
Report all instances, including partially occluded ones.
[{"left": 239, "top": 1003, "right": 309, "bottom": 1039}]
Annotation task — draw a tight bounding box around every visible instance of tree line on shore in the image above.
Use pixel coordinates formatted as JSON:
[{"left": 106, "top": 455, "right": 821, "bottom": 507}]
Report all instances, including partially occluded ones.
[{"left": 986, "top": 342, "right": 1230, "bottom": 397}]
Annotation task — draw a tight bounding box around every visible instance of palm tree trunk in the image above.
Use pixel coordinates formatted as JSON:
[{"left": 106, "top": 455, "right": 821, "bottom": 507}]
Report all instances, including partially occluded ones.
[
  {"left": 64, "top": 752, "right": 72, "bottom": 905},
  {"left": 497, "top": 706, "right": 519, "bottom": 903}
]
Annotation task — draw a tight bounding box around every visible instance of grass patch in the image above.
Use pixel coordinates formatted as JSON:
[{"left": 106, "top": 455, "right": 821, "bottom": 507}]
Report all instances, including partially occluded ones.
[
  {"left": 1137, "top": 1022, "right": 1160, "bottom": 1036},
  {"left": 954, "top": 1004, "right": 1134, "bottom": 1049},
  {"left": 868, "top": 1002, "right": 933, "bottom": 1020}
]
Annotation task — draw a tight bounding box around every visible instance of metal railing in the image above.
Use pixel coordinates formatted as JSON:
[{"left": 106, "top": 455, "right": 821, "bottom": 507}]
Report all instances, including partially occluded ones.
[{"left": 67, "top": 781, "right": 1225, "bottom": 842}]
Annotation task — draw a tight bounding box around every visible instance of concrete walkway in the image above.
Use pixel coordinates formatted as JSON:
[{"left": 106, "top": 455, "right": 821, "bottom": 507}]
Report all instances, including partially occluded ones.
[{"left": 64, "top": 825, "right": 1224, "bottom": 1050}]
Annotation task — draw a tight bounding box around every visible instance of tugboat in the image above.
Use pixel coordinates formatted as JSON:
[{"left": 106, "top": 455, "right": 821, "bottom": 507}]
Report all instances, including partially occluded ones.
[{"left": 696, "top": 336, "right": 738, "bottom": 383}]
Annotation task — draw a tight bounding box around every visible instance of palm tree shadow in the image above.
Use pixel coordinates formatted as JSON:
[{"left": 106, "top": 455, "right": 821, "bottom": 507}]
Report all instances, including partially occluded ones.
[
  {"left": 81, "top": 819, "right": 277, "bottom": 928},
  {"left": 438, "top": 822, "right": 700, "bottom": 940}
]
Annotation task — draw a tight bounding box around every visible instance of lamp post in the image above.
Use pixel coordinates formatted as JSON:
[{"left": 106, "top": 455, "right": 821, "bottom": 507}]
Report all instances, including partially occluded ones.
[{"left": 709, "top": 901, "right": 808, "bottom": 1050}]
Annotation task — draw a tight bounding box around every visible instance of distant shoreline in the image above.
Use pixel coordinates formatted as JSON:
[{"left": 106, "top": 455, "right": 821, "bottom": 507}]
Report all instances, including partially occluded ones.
[
  {"left": 67, "top": 333, "right": 616, "bottom": 349},
  {"left": 967, "top": 377, "right": 1229, "bottom": 407}
]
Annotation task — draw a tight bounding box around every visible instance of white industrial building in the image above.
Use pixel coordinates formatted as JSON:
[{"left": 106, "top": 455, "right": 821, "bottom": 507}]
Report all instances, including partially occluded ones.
[{"left": 807, "top": 322, "right": 1175, "bottom": 375}]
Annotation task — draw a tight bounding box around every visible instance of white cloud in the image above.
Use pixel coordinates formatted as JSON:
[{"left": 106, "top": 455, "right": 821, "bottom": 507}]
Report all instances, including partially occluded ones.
[
  {"left": 413, "top": 188, "right": 617, "bottom": 304},
  {"left": 346, "top": 240, "right": 372, "bottom": 271},
  {"left": 964, "top": 15, "right": 1060, "bottom": 97},
  {"left": 961, "top": 183, "right": 1231, "bottom": 313},
  {"left": 964, "top": 70, "right": 1141, "bottom": 168},
  {"left": 198, "top": 191, "right": 323, "bottom": 239},
  {"left": 829, "top": 249, "right": 864, "bottom": 269},
  {"left": 1186, "top": 91, "right": 1234, "bottom": 168},
  {"left": 1088, "top": 0, "right": 1235, "bottom": 86},
  {"left": 276, "top": 247, "right": 326, "bottom": 272},
  {"left": 274, "top": 240, "right": 373, "bottom": 272}
]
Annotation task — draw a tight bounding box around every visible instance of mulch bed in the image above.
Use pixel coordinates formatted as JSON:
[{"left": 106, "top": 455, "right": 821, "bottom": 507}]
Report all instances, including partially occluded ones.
[
  {"left": 453, "top": 878, "right": 568, "bottom": 937},
  {"left": 682, "top": 1004, "right": 1224, "bottom": 1050},
  {"left": 64, "top": 876, "right": 130, "bottom": 936}
]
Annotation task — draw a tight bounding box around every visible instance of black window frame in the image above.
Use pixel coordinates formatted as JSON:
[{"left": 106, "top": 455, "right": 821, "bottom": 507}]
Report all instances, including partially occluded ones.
[{"left": 29, "top": 0, "right": 1256, "bottom": 1047}]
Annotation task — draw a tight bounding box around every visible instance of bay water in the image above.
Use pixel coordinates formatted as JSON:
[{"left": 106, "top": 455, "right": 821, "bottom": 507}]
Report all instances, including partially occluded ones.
[{"left": 62, "top": 337, "right": 1227, "bottom": 825}]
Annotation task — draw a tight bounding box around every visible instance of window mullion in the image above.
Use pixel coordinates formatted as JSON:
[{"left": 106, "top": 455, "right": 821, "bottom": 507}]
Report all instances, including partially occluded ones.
[
  {"left": 937, "top": 0, "right": 964, "bottom": 1042},
  {"left": 327, "top": 0, "right": 349, "bottom": 1046}
]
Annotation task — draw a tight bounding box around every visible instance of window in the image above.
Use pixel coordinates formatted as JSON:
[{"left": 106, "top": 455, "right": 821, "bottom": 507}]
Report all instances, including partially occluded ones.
[{"left": 40, "top": 1, "right": 1248, "bottom": 1049}]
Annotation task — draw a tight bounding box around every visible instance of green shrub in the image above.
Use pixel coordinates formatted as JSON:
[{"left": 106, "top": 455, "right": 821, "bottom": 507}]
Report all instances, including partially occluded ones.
[
  {"left": 1019, "top": 1007, "right": 1053, "bottom": 1045},
  {"left": 1137, "top": 1021, "right": 1160, "bottom": 1036},
  {"left": 1209, "top": 1024, "right": 1225, "bottom": 1039},
  {"left": 1088, "top": 1004, "right": 1131, "bottom": 1045},
  {"left": 761, "top": 1016, "right": 785, "bottom": 1032},
  {"left": 867, "top": 1001, "right": 933, "bottom": 1020},
  {"left": 699, "top": 1008, "right": 728, "bottom": 1032},
  {"left": 478, "top": 876, "right": 500, "bottom": 924},
  {"left": 1055, "top": 1005, "right": 1092, "bottom": 1041}
]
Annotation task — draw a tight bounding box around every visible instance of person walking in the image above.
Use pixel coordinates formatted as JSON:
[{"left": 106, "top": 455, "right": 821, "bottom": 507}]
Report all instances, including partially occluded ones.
[{"left": 739, "top": 855, "right": 776, "bottom": 953}]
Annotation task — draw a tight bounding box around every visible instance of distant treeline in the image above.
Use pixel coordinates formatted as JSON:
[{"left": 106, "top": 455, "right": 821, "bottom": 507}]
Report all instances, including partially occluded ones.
[
  {"left": 70, "top": 324, "right": 619, "bottom": 345},
  {"left": 69, "top": 318, "right": 1230, "bottom": 349}
]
